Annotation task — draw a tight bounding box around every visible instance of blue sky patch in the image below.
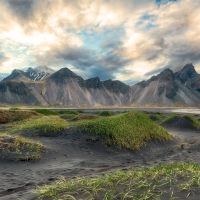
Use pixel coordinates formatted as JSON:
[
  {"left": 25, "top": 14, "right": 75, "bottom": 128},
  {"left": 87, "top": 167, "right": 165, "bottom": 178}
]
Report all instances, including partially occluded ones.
[
  {"left": 77, "top": 26, "right": 125, "bottom": 51},
  {"left": 156, "top": 0, "right": 178, "bottom": 6}
]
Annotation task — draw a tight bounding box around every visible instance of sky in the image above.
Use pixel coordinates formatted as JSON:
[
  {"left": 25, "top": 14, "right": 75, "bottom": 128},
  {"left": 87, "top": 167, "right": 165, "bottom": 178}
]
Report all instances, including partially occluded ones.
[{"left": 0, "top": 0, "right": 200, "bottom": 85}]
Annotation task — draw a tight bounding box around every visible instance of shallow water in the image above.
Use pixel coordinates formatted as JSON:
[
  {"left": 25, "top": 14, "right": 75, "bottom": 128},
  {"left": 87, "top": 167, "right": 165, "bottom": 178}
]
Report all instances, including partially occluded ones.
[{"left": 166, "top": 109, "right": 200, "bottom": 114}]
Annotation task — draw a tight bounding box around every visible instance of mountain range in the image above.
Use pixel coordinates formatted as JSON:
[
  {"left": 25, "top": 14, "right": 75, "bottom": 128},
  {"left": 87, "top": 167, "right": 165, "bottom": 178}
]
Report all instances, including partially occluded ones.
[{"left": 1, "top": 64, "right": 200, "bottom": 106}]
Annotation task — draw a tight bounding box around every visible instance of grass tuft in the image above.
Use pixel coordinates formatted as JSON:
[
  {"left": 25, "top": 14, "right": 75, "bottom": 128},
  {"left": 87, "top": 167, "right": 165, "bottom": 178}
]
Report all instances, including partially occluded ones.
[
  {"left": 9, "top": 107, "right": 20, "bottom": 111},
  {"left": 36, "top": 162, "right": 200, "bottom": 200},
  {"left": 56, "top": 110, "right": 79, "bottom": 115},
  {"left": 98, "top": 110, "right": 113, "bottom": 116},
  {"left": 161, "top": 114, "right": 200, "bottom": 129},
  {"left": 30, "top": 109, "right": 57, "bottom": 116},
  {"left": 149, "top": 113, "right": 165, "bottom": 122},
  {"left": 75, "top": 111, "right": 172, "bottom": 150},
  {"left": 0, "top": 110, "right": 39, "bottom": 124},
  {"left": 161, "top": 114, "right": 180, "bottom": 124},
  {"left": 0, "top": 133, "right": 45, "bottom": 161},
  {"left": 183, "top": 115, "right": 200, "bottom": 129},
  {"left": 74, "top": 114, "right": 100, "bottom": 121},
  {"left": 60, "top": 114, "right": 78, "bottom": 120},
  {"left": 9, "top": 116, "right": 69, "bottom": 135}
]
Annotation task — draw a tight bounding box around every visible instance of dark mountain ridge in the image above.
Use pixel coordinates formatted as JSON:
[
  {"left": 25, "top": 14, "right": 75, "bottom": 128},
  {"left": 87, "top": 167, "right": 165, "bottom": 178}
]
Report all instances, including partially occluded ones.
[
  {"left": 174, "top": 63, "right": 198, "bottom": 84},
  {"left": 3, "top": 66, "right": 55, "bottom": 82},
  {"left": 129, "top": 63, "right": 200, "bottom": 106},
  {"left": 1, "top": 63, "right": 200, "bottom": 106}
]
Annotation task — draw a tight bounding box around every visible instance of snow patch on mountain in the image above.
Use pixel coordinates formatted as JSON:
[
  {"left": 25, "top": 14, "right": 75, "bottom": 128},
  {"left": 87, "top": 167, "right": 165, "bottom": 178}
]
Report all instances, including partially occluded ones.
[{"left": 26, "top": 66, "right": 55, "bottom": 81}]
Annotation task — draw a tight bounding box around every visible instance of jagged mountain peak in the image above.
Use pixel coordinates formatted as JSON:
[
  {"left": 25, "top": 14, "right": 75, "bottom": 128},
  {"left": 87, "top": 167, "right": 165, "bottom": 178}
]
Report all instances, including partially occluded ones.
[
  {"left": 2, "top": 69, "right": 28, "bottom": 82},
  {"left": 48, "top": 67, "right": 84, "bottom": 84},
  {"left": 58, "top": 68, "right": 79, "bottom": 77},
  {"left": 182, "top": 63, "right": 196, "bottom": 71},
  {"left": 102, "top": 79, "right": 130, "bottom": 94},
  {"left": 157, "top": 68, "right": 174, "bottom": 82},
  {"left": 11, "top": 69, "right": 22, "bottom": 75},
  {"left": 24, "top": 66, "right": 55, "bottom": 81},
  {"left": 85, "top": 77, "right": 102, "bottom": 89},
  {"left": 51, "top": 67, "right": 81, "bottom": 78},
  {"left": 174, "top": 63, "right": 197, "bottom": 84},
  {"left": 136, "top": 68, "right": 174, "bottom": 88},
  {"left": 27, "top": 66, "right": 55, "bottom": 74}
]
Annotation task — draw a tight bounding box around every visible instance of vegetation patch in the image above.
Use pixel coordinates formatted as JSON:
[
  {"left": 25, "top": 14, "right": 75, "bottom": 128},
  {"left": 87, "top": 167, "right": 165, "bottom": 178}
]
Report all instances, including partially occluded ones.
[
  {"left": 36, "top": 162, "right": 200, "bottom": 200},
  {"left": 74, "top": 114, "right": 100, "bottom": 121},
  {"left": 76, "top": 110, "right": 84, "bottom": 113},
  {"left": 75, "top": 111, "right": 172, "bottom": 150},
  {"left": 30, "top": 109, "right": 57, "bottom": 116},
  {"left": 161, "top": 114, "right": 200, "bottom": 129},
  {"left": 0, "top": 110, "right": 39, "bottom": 124},
  {"left": 161, "top": 114, "right": 180, "bottom": 123},
  {"left": 183, "top": 115, "right": 200, "bottom": 129},
  {"left": 10, "top": 116, "right": 69, "bottom": 136},
  {"left": 149, "top": 113, "right": 165, "bottom": 122},
  {"left": 98, "top": 110, "right": 114, "bottom": 116},
  {"left": 9, "top": 107, "right": 21, "bottom": 111},
  {"left": 0, "top": 133, "right": 45, "bottom": 161},
  {"left": 56, "top": 110, "right": 79, "bottom": 115},
  {"left": 60, "top": 113, "right": 78, "bottom": 120}
]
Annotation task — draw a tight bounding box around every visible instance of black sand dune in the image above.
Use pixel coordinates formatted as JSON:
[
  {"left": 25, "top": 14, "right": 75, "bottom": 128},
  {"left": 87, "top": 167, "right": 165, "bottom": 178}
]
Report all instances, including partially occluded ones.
[
  {"left": 1, "top": 111, "right": 200, "bottom": 199},
  {"left": 1, "top": 127, "right": 200, "bottom": 200},
  {"left": 161, "top": 115, "right": 200, "bottom": 130}
]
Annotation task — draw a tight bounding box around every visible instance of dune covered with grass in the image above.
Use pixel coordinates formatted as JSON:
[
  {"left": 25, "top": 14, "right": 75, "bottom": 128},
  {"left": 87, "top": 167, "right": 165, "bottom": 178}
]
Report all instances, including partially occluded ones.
[
  {"left": 161, "top": 114, "right": 200, "bottom": 130},
  {"left": 75, "top": 111, "right": 172, "bottom": 150},
  {"left": 0, "top": 109, "right": 39, "bottom": 124},
  {"left": 0, "top": 133, "right": 45, "bottom": 161},
  {"left": 9, "top": 115, "right": 69, "bottom": 136}
]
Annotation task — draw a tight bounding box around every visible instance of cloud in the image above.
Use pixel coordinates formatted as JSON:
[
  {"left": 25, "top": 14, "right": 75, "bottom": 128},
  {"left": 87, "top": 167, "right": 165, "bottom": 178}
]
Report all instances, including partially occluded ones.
[
  {"left": 0, "top": 53, "right": 9, "bottom": 63},
  {"left": 0, "top": 0, "right": 153, "bottom": 35},
  {"left": 0, "top": 0, "right": 153, "bottom": 78},
  {"left": 0, "top": 53, "right": 9, "bottom": 69},
  {"left": 0, "top": 0, "right": 200, "bottom": 85},
  {"left": 144, "top": 66, "right": 168, "bottom": 77},
  {"left": 119, "top": 0, "right": 200, "bottom": 81},
  {"left": 6, "top": 0, "right": 34, "bottom": 20},
  {"left": 34, "top": 38, "right": 132, "bottom": 81},
  {"left": 0, "top": 73, "right": 9, "bottom": 82}
]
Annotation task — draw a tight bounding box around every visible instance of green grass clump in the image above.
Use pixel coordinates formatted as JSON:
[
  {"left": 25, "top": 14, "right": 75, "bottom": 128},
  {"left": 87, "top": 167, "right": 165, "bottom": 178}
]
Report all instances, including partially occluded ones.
[
  {"left": 30, "top": 109, "right": 57, "bottom": 116},
  {"left": 10, "top": 116, "right": 69, "bottom": 134},
  {"left": 75, "top": 111, "right": 172, "bottom": 150},
  {"left": 73, "top": 114, "right": 100, "bottom": 121},
  {"left": 0, "top": 133, "right": 45, "bottom": 161},
  {"left": 183, "top": 115, "right": 200, "bottom": 129},
  {"left": 60, "top": 114, "right": 77, "bottom": 120},
  {"left": 160, "top": 114, "right": 180, "bottom": 124},
  {"left": 76, "top": 110, "right": 84, "bottom": 113},
  {"left": 0, "top": 110, "right": 39, "bottom": 124},
  {"left": 161, "top": 114, "right": 200, "bottom": 129},
  {"left": 9, "top": 107, "right": 20, "bottom": 111},
  {"left": 149, "top": 113, "right": 165, "bottom": 122},
  {"left": 56, "top": 110, "right": 79, "bottom": 115},
  {"left": 61, "top": 113, "right": 100, "bottom": 121},
  {"left": 36, "top": 162, "right": 200, "bottom": 200},
  {"left": 98, "top": 110, "right": 113, "bottom": 116}
]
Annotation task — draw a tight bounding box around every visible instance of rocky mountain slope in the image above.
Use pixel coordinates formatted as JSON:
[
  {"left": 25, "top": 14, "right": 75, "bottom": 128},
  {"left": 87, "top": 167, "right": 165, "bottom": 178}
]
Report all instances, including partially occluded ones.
[
  {"left": 129, "top": 65, "right": 200, "bottom": 106},
  {"left": 3, "top": 66, "right": 55, "bottom": 82},
  {"left": 1, "top": 64, "right": 200, "bottom": 106},
  {"left": 25, "top": 66, "right": 55, "bottom": 81},
  {"left": 0, "top": 67, "right": 131, "bottom": 106}
]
